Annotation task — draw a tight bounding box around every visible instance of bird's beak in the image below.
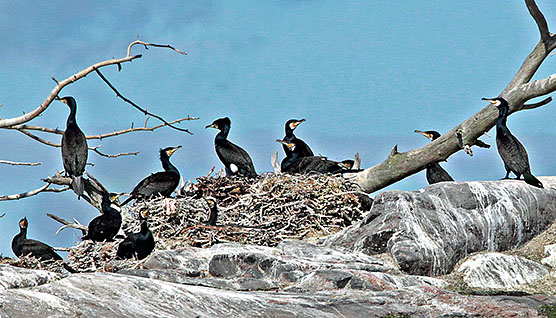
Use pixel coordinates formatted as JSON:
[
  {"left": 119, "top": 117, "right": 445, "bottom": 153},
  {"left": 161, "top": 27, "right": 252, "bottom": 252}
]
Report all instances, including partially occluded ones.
[
  {"left": 168, "top": 145, "right": 182, "bottom": 156},
  {"left": 292, "top": 119, "right": 306, "bottom": 128},
  {"left": 481, "top": 98, "right": 495, "bottom": 104},
  {"left": 276, "top": 139, "right": 295, "bottom": 149},
  {"left": 414, "top": 130, "right": 432, "bottom": 140},
  {"left": 206, "top": 123, "right": 217, "bottom": 129},
  {"left": 57, "top": 97, "right": 67, "bottom": 104}
]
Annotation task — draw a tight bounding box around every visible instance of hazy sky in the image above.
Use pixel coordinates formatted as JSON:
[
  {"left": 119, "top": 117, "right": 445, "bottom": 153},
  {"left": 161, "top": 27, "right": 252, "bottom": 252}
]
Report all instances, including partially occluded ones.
[{"left": 1, "top": 1, "right": 555, "bottom": 258}]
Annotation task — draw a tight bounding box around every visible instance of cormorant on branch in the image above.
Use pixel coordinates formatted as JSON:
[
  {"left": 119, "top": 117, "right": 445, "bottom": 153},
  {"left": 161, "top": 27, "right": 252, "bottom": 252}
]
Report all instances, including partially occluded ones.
[
  {"left": 482, "top": 97, "right": 543, "bottom": 188},
  {"left": 59, "top": 96, "right": 88, "bottom": 198}
]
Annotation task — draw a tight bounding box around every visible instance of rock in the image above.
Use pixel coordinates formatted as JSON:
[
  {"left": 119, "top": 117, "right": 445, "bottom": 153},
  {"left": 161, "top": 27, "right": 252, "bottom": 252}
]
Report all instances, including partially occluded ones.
[
  {"left": 456, "top": 252, "right": 549, "bottom": 289},
  {"left": 541, "top": 244, "right": 556, "bottom": 269},
  {"left": 0, "top": 264, "right": 61, "bottom": 290},
  {"left": 325, "top": 179, "right": 556, "bottom": 275}
]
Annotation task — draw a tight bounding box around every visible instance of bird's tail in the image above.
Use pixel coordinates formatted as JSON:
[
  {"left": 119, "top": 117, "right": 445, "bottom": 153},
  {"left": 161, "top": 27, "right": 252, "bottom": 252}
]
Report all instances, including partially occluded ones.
[
  {"left": 72, "top": 175, "right": 84, "bottom": 199},
  {"left": 523, "top": 172, "right": 543, "bottom": 188},
  {"left": 63, "top": 262, "right": 78, "bottom": 273}
]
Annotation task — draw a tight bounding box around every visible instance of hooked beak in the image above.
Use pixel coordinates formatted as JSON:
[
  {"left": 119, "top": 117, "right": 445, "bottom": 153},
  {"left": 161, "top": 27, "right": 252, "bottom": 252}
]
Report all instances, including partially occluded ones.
[
  {"left": 168, "top": 145, "right": 182, "bottom": 156},
  {"left": 414, "top": 130, "right": 433, "bottom": 140},
  {"left": 206, "top": 123, "right": 217, "bottom": 129}
]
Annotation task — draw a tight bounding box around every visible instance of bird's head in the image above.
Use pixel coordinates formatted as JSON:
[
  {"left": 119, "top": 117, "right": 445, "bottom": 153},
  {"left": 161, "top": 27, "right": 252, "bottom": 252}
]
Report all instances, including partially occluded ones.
[
  {"left": 286, "top": 119, "right": 306, "bottom": 132},
  {"left": 205, "top": 197, "right": 217, "bottom": 209},
  {"left": 56, "top": 96, "right": 76, "bottom": 108},
  {"left": 482, "top": 97, "right": 508, "bottom": 108},
  {"left": 339, "top": 159, "right": 354, "bottom": 169},
  {"left": 19, "top": 217, "right": 28, "bottom": 230},
  {"left": 160, "top": 146, "right": 182, "bottom": 158},
  {"left": 414, "top": 130, "right": 441, "bottom": 141},
  {"left": 205, "top": 117, "right": 231, "bottom": 130}
]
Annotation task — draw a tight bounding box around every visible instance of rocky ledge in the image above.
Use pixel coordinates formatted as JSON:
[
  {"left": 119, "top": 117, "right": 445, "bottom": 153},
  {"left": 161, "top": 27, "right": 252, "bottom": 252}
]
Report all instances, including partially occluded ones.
[{"left": 1, "top": 178, "right": 556, "bottom": 317}]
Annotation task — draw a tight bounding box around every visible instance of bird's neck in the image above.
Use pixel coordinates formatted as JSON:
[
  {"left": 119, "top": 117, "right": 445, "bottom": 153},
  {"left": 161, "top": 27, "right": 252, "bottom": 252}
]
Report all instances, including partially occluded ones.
[
  {"left": 140, "top": 220, "right": 149, "bottom": 234},
  {"left": 496, "top": 107, "right": 508, "bottom": 129},
  {"left": 66, "top": 105, "right": 78, "bottom": 127},
  {"left": 160, "top": 155, "right": 178, "bottom": 173},
  {"left": 16, "top": 228, "right": 27, "bottom": 240},
  {"left": 215, "top": 126, "right": 230, "bottom": 142}
]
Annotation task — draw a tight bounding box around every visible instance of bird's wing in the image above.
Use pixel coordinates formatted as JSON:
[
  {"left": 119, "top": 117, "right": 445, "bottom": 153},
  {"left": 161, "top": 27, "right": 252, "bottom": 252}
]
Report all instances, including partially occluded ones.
[
  {"left": 20, "top": 239, "right": 62, "bottom": 261},
  {"left": 498, "top": 134, "right": 531, "bottom": 173},
  {"left": 131, "top": 171, "right": 180, "bottom": 197},
  {"left": 61, "top": 128, "right": 88, "bottom": 175},
  {"left": 216, "top": 141, "right": 256, "bottom": 175}
]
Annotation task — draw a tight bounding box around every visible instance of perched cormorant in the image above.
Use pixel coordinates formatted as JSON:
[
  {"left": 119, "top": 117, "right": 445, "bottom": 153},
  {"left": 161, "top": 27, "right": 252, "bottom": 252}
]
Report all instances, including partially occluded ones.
[
  {"left": 482, "top": 97, "right": 543, "bottom": 188},
  {"left": 82, "top": 193, "right": 122, "bottom": 242},
  {"left": 206, "top": 117, "right": 257, "bottom": 177},
  {"left": 116, "top": 210, "right": 155, "bottom": 260},
  {"left": 59, "top": 96, "right": 88, "bottom": 198},
  {"left": 12, "top": 217, "right": 62, "bottom": 261},
  {"left": 205, "top": 198, "right": 218, "bottom": 226},
  {"left": 121, "top": 146, "right": 182, "bottom": 205},
  {"left": 283, "top": 119, "right": 314, "bottom": 158},
  {"left": 276, "top": 139, "right": 349, "bottom": 174},
  {"left": 414, "top": 130, "right": 454, "bottom": 184}
]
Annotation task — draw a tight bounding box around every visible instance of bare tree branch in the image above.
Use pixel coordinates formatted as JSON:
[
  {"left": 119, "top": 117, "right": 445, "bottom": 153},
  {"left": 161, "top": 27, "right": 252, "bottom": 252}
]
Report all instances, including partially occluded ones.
[
  {"left": 47, "top": 213, "right": 88, "bottom": 235},
  {"left": 0, "top": 160, "right": 41, "bottom": 166},
  {"left": 356, "top": 0, "right": 556, "bottom": 193},
  {"left": 525, "top": 0, "right": 552, "bottom": 43},
  {"left": 0, "top": 39, "right": 186, "bottom": 128},
  {"left": 94, "top": 68, "right": 193, "bottom": 134},
  {"left": 127, "top": 39, "right": 187, "bottom": 57},
  {"left": 0, "top": 183, "right": 69, "bottom": 201}
]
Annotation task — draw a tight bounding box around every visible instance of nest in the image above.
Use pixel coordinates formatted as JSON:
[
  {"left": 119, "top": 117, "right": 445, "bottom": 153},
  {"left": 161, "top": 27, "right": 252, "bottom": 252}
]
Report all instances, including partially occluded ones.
[{"left": 13, "top": 173, "right": 371, "bottom": 273}]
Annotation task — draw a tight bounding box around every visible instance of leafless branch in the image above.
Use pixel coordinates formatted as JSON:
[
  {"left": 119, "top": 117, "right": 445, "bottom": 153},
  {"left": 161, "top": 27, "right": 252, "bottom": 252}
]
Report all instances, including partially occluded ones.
[
  {"left": 0, "top": 160, "right": 41, "bottom": 166},
  {"left": 525, "top": 0, "right": 552, "bottom": 43},
  {"left": 356, "top": 0, "right": 556, "bottom": 193},
  {"left": 94, "top": 68, "right": 193, "bottom": 134},
  {"left": 0, "top": 183, "right": 69, "bottom": 201},
  {"left": 0, "top": 40, "right": 186, "bottom": 128},
  {"left": 15, "top": 128, "right": 138, "bottom": 158},
  {"left": 127, "top": 39, "right": 187, "bottom": 57},
  {"left": 47, "top": 213, "right": 88, "bottom": 235},
  {"left": 86, "top": 117, "right": 198, "bottom": 139}
]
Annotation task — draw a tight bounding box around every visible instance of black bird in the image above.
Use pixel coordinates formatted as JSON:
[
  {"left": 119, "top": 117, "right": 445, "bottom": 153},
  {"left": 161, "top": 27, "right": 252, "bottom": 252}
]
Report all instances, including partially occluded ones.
[
  {"left": 283, "top": 119, "right": 314, "bottom": 158},
  {"left": 205, "top": 198, "right": 218, "bottom": 226},
  {"left": 116, "top": 210, "right": 155, "bottom": 260},
  {"left": 12, "top": 217, "right": 63, "bottom": 261},
  {"left": 206, "top": 117, "right": 257, "bottom": 177},
  {"left": 82, "top": 193, "right": 122, "bottom": 242},
  {"left": 121, "top": 146, "right": 182, "bottom": 205},
  {"left": 59, "top": 96, "right": 88, "bottom": 198},
  {"left": 414, "top": 130, "right": 454, "bottom": 185},
  {"left": 482, "top": 97, "right": 543, "bottom": 188},
  {"left": 276, "top": 139, "right": 349, "bottom": 174}
]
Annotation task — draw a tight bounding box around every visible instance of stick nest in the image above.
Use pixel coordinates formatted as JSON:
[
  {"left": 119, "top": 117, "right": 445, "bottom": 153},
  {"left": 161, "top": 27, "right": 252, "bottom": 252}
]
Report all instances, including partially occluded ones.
[{"left": 10, "top": 173, "right": 372, "bottom": 273}]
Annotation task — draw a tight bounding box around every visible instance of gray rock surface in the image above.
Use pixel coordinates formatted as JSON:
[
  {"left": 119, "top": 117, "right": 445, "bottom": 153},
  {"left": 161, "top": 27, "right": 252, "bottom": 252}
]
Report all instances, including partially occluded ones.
[
  {"left": 1, "top": 241, "right": 555, "bottom": 318},
  {"left": 325, "top": 178, "right": 556, "bottom": 275},
  {"left": 542, "top": 243, "right": 556, "bottom": 269},
  {"left": 456, "top": 252, "right": 549, "bottom": 289}
]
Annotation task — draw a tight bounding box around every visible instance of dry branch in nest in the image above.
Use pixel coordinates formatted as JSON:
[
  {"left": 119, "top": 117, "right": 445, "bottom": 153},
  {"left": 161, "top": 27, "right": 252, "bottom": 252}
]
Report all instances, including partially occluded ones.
[{"left": 63, "top": 173, "right": 371, "bottom": 273}]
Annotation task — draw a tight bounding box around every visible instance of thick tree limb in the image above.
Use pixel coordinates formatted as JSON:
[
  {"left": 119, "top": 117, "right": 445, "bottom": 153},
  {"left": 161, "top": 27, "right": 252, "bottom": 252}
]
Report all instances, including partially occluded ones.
[
  {"left": 356, "top": 0, "right": 556, "bottom": 193},
  {"left": 0, "top": 160, "right": 41, "bottom": 166},
  {"left": 0, "top": 39, "right": 186, "bottom": 128}
]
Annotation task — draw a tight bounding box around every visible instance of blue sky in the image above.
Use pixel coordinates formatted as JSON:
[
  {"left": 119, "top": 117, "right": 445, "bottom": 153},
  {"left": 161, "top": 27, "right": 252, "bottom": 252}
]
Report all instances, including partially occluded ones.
[{"left": 1, "top": 1, "right": 555, "bottom": 258}]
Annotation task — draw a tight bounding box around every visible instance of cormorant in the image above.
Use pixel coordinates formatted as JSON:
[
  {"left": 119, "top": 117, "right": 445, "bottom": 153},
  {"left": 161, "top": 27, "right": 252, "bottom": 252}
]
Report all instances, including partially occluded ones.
[
  {"left": 283, "top": 119, "right": 314, "bottom": 158},
  {"left": 414, "top": 130, "right": 454, "bottom": 184},
  {"left": 116, "top": 210, "right": 155, "bottom": 260},
  {"left": 206, "top": 117, "right": 257, "bottom": 177},
  {"left": 12, "top": 217, "right": 62, "bottom": 261},
  {"left": 276, "top": 139, "right": 349, "bottom": 174},
  {"left": 205, "top": 198, "right": 218, "bottom": 226},
  {"left": 482, "top": 97, "right": 543, "bottom": 188},
  {"left": 59, "top": 96, "right": 88, "bottom": 198},
  {"left": 121, "top": 146, "right": 182, "bottom": 205},
  {"left": 82, "top": 193, "right": 122, "bottom": 242}
]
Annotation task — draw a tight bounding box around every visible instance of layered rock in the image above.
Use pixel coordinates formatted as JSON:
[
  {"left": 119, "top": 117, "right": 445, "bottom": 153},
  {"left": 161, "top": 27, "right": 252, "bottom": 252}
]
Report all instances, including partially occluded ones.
[{"left": 325, "top": 178, "right": 556, "bottom": 275}]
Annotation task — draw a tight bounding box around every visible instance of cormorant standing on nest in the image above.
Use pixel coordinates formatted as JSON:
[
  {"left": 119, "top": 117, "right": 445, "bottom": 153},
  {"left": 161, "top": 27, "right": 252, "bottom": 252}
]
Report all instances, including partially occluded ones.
[
  {"left": 414, "top": 130, "right": 454, "bottom": 184},
  {"left": 276, "top": 139, "right": 351, "bottom": 174},
  {"left": 206, "top": 117, "right": 257, "bottom": 177},
  {"left": 59, "top": 96, "right": 88, "bottom": 198},
  {"left": 121, "top": 146, "right": 182, "bottom": 205},
  {"left": 82, "top": 193, "right": 122, "bottom": 242},
  {"left": 12, "top": 217, "right": 62, "bottom": 261},
  {"left": 116, "top": 210, "right": 155, "bottom": 260},
  {"left": 205, "top": 198, "right": 218, "bottom": 226},
  {"left": 283, "top": 119, "right": 314, "bottom": 158},
  {"left": 482, "top": 97, "right": 543, "bottom": 188}
]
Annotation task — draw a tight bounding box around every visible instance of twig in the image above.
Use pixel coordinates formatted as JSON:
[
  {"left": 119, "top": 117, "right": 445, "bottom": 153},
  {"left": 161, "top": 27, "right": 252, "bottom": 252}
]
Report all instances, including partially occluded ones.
[
  {"left": 94, "top": 68, "right": 193, "bottom": 134},
  {"left": 0, "top": 160, "right": 41, "bottom": 166},
  {"left": 127, "top": 39, "right": 187, "bottom": 57},
  {"left": 47, "top": 213, "right": 88, "bottom": 235}
]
